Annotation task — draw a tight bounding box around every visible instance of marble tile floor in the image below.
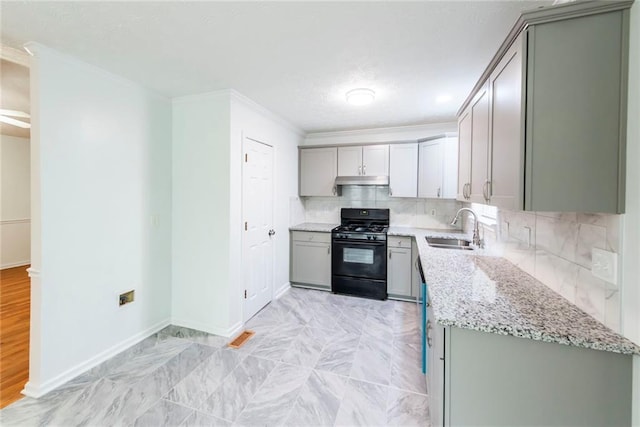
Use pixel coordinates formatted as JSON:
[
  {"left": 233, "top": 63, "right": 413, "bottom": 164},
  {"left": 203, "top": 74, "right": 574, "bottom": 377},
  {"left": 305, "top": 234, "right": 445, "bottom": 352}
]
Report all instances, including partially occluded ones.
[{"left": 0, "top": 287, "right": 429, "bottom": 426}]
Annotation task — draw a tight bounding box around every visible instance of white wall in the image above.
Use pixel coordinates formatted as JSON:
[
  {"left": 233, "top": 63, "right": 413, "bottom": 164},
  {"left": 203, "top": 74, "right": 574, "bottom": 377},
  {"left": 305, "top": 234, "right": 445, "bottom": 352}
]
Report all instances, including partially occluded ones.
[
  {"left": 229, "top": 91, "right": 303, "bottom": 323},
  {"left": 171, "top": 89, "right": 302, "bottom": 336},
  {"left": 25, "top": 44, "right": 173, "bottom": 397},
  {"left": 1, "top": 134, "right": 31, "bottom": 268},
  {"left": 302, "top": 122, "right": 457, "bottom": 146},
  {"left": 171, "top": 91, "right": 232, "bottom": 335},
  {"left": 623, "top": 3, "right": 640, "bottom": 424}
]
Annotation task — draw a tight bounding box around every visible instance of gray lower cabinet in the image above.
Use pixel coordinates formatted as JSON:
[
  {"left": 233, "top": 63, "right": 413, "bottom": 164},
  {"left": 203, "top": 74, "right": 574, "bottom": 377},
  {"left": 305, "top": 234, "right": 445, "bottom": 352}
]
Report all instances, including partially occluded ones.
[
  {"left": 387, "top": 236, "right": 413, "bottom": 300},
  {"left": 428, "top": 323, "right": 633, "bottom": 426},
  {"left": 290, "top": 231, "right": 331, "bottom": 289}
]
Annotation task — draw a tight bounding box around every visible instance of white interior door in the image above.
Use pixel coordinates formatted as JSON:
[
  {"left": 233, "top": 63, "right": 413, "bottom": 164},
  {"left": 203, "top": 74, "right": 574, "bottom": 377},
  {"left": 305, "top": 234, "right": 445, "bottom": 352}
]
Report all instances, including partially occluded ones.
[{"left": 242, "top": 137, "right": 274, "bottom": 322}]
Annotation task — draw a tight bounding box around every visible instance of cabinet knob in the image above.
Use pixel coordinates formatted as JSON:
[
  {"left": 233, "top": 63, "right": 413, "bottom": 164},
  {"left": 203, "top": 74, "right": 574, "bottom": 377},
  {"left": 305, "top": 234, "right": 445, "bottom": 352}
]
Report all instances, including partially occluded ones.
[
  {"left": 389, "top": 187, "right": 393, "bottom": 196},
  {"left": 363, "top": 164, "right": 366, "bottom": 175},
  {"left": 437, "top": 187, "right": 441, "bottom": 198}
]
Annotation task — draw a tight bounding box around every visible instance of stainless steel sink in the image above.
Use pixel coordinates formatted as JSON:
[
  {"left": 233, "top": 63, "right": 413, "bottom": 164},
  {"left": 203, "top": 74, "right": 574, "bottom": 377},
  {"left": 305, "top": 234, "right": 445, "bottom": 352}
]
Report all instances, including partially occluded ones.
[{"left": 426, "top": 237, "right": 474, "bottom": 250}]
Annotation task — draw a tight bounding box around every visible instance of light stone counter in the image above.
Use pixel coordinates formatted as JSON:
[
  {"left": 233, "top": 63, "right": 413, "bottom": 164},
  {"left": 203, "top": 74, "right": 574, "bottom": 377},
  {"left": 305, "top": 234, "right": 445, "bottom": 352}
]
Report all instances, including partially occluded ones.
[
  {"left": 388, "top": 227, "right": 640, "bottom": 355},
  {"left": 289, "top": 223, "right": 337, "bottom": 233}
]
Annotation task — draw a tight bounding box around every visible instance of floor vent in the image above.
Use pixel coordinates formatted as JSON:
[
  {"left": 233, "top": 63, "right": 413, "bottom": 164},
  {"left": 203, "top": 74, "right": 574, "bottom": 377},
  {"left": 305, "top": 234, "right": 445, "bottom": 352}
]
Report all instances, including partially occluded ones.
[{"left": 228, "top": 330, "right": 255, "bottom": 348}]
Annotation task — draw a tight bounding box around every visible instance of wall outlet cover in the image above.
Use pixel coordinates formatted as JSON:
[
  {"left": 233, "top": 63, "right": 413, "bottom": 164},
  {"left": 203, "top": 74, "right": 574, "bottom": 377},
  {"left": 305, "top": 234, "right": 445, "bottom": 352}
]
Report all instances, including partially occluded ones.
[{"left": 591, "top": 248, "right": 618, "bottom": 287}]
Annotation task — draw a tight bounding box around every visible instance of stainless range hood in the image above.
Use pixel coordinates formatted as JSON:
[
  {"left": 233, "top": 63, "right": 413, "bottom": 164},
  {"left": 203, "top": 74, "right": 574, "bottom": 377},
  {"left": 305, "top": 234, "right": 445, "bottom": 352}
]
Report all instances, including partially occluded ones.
[{"left": 334, "top": 175, "right": 389, "bottom": 186}]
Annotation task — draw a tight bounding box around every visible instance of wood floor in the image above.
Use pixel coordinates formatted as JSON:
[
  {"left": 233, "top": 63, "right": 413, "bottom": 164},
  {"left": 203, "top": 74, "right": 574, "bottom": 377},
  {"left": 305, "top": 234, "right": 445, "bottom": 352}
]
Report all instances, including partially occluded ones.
[{"left": 0, "top": 265, "right": 30, "bottom": 409}]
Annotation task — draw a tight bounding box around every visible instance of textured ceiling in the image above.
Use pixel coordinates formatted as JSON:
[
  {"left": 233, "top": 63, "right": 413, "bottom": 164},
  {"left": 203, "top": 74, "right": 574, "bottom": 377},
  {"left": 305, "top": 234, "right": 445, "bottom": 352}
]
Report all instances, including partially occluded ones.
[{"left": 0, "top": 1, "right": 552, "bottom": 133}]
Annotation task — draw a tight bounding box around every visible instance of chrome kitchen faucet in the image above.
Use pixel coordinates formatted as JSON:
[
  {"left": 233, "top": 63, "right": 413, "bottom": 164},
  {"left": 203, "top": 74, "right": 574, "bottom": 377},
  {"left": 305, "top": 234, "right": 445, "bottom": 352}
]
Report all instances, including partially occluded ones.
[{"left": 451, "top": 208, "right": 484, "bottom": 248}]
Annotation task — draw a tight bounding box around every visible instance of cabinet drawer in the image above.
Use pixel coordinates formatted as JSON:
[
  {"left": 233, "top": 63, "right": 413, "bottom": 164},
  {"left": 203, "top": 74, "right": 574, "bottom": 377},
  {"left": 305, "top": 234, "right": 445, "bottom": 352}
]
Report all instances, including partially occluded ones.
[
  {"left": 388, "top": 236, "right": 412, "bottom": 248},
  {"left": 291, "top": 231, "right": 331, "bottom": 243}
]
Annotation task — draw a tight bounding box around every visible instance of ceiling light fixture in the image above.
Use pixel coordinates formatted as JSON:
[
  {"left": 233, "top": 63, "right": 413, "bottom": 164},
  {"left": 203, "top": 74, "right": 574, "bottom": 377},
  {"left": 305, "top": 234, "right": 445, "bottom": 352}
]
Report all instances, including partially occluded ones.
[
  {"left": 0, "top": 110, "right": 31, "bottom": 129},
  {"left": 346, "top": 88, "right": 375, "bottom": 106}
]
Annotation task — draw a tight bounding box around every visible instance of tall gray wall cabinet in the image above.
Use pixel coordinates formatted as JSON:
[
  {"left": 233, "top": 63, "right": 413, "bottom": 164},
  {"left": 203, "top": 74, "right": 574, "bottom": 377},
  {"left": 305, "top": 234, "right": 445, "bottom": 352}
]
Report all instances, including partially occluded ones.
[{"left": 457, "top": 0, "right": 632, "bottom": 213}]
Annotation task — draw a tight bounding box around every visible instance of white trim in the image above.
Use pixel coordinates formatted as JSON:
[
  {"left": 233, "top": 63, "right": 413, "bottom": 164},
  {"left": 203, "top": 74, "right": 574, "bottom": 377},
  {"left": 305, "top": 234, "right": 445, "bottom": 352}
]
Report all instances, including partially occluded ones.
[
  {"left": 1, "top": 261, "right": 30, "bottom": 270},
  {"left": 21, "top": 318, "right": 170, "bottom": 398},
  {"left": 0, "top": 218, "right": 31, "bottom": 225},
  {"left": 171, "top": 317, "right": 243, "bottom": 339},
  {"left": 274, "top": 282, "right": 291, "bottom": 299},
  {"left": 0, "top": 44, "right": 30, "bottom": 67},
  {"left": 26, "top": 267, "right": 40, "bottom": 278},
  {"left": 171, "top": 88, "right": 231, "bottom": 105},
  {"left": 304, "top": 122, "right": 457, "bottom": 143}
]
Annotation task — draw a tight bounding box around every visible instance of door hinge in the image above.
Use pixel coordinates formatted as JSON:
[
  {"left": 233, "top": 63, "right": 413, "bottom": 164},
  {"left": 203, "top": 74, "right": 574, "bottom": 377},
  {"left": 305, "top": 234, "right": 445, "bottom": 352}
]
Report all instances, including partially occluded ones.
[
  {"left": 244, "top": 289, "right": 247, "bottom": 299},
  {"left": 245, "top": 221, "right": 248, "bottom": 231},
  {"left": 245, "top": 153, "right": 248, "bottom": 162}
]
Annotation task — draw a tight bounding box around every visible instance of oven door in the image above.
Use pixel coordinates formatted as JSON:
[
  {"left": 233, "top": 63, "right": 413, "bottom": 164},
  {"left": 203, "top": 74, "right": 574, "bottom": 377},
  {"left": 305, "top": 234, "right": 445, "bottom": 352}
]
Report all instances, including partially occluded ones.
[{"left": 331, "top": 238, "right": 386, "bottom": 280}]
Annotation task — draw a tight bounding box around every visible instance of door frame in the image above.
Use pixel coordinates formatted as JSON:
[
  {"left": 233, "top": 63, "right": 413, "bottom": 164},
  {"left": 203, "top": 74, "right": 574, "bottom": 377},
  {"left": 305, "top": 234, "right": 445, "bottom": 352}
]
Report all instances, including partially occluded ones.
[{"left": 240, "top": 134, "right": 275, "bottom": 323}]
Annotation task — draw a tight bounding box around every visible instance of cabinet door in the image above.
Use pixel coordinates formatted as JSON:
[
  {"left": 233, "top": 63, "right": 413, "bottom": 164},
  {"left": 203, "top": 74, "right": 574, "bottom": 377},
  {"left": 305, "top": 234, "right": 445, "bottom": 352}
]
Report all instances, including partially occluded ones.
[
  {"left": 338, "top": 146, "right": 362, "bottom": 176},
  {"left": 441, "top": 137, "right": 459, "bottom": 199},
  {"left": 489, "top": 35, "right": 524, "bottom": 210},
  {"left": 300, "top": 147, "right": 338, "bottom": 196},
  {"left": 411, "top": 239, "right": 420, "bottom": 297},
  {"left": 525, "top": 12, "right": 625, "bottom": 213},
  {"left": 389, "top": 144, "right": 418, "bottom": 198},
  {"left": 291, "top": 240, "right": 331, "bottom": 287},
  {"left": 418, "top": 141, "right": 442, "bottom": 198},
  {"left": 387, "top": 246, "right": 412, "bottom": 297},
  {"left": 362, "top": 145, "right": 389, "bottom": 176},
  {"left": 469, "top": 85, "right": 490, "bottom": 204},
  {"left": 428, "top": 317, "right": 446, "bottom": 427},
  {"left": 457, "top": 110, "right": 472, "bottom": 202}
]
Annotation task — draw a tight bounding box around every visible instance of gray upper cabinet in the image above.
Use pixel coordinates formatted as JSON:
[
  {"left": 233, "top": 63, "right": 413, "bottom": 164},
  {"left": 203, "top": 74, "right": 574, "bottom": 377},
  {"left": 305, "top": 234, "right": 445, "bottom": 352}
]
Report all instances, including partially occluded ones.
[
  {"left": 338, "top": 145, "right": 389, "bottom": 177},
  {"left": 389, "top": 143, "right": 418, "bottom": 198},
  {"left": 418, "top": 137, "right": 458, "bottom": 199},
  {"left": 299, "top": 147, "right": 338, "bottom": 196},
  {"left": 469, "top": 84, "right": 490, "bottom": 204},
  {"left": 457, "top": 110, "right": 472, "bottom": 202},
  {"left": 524, "top": 10, "right": 627, "bottom": 213},
  {"left": 457, "top": 1, "right": 631, "bottom": 214},
  {"left": 487, "top": 33, "right": 525, "bottom": 211}
]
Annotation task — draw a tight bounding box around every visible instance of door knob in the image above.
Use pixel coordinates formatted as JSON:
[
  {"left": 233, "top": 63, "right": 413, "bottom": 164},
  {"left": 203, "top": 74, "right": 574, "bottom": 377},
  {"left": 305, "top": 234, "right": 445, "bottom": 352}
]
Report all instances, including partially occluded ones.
[{"left": 268, "top": 229, "right": 276, "bottom": 236}]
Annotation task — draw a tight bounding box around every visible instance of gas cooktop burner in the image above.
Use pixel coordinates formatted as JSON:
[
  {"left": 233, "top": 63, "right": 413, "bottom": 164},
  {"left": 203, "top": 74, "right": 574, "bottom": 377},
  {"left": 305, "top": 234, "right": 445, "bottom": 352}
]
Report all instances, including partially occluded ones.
[{"left": 334, "top": 224, "right": 388, "bottom": 233}]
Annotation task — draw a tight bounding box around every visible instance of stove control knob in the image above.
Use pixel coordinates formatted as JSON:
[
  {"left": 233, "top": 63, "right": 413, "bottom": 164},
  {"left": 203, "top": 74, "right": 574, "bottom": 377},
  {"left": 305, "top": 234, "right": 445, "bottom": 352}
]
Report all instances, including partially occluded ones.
[{"left": 372, "top": 235, "right": 377, "bottom": 240}]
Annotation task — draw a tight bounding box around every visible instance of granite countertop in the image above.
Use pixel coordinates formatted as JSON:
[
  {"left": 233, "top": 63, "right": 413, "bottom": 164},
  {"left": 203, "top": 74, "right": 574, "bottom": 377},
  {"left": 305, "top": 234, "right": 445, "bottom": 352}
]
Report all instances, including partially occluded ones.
[
  {"left": 288, "top": 223, "right": 639, "bottom": 354},
  {"left": 289, "top": 222, "right": 337, "bottom": 233},
  {"left": 388, "top": 227, "right": 640, "bottom": 355}
]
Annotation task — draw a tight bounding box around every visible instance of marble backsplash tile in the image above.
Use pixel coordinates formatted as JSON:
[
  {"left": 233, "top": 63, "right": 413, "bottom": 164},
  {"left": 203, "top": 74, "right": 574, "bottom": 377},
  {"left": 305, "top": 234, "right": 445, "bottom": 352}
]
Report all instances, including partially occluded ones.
[
  {"left": 493, "top": 208, "right": 622, "bottom": 333},
  {"left": 301, "top": 186, "right": 461, "bottom": 230}
]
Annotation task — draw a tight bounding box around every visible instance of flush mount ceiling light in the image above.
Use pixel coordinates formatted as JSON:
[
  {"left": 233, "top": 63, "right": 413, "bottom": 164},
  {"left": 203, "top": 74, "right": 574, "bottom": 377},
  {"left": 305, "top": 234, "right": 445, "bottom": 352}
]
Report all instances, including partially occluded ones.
[
  {"left": 346, "top": 88, "right": 375, "bottom": 106},
  {"left": 0, "top": 109, "right": 31, "bottom": 129}
]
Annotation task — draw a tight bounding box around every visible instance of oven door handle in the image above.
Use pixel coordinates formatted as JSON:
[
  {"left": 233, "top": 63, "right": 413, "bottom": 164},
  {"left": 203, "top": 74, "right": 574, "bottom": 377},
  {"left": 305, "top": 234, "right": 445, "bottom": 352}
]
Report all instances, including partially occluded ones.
[{"left": 332, "top": 239, "right": 386, "bottom": 247}]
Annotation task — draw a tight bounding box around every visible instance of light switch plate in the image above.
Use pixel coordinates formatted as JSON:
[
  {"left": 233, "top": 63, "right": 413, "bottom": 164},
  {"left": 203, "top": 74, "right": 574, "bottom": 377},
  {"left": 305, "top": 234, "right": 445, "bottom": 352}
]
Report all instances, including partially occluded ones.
[{"left": 591, "top": 248, "right": 618, "bottom": 287}]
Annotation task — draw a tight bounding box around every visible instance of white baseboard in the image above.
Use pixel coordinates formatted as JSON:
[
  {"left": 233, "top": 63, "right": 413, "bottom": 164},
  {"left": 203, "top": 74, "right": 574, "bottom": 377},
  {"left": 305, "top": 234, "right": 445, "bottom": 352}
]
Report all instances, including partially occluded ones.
[
  {"left": 22, "top": 318, "right": 171, "bottom": 398},
  {"left": 171, "top": 317, "right": 243, "bottom": 338},
  {"left": 274, "top": 282, "right": 291, "bottom": 299},
  {"left": 1, "top": 260, "right": 30, "bottom": 270}
]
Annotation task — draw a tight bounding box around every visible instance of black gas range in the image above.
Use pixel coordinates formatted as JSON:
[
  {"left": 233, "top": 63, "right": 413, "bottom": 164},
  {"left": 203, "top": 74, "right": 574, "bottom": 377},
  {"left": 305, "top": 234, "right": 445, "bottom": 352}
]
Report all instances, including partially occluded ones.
[{"left": 331, "top": 208, "right": 390, "bottom": 300}]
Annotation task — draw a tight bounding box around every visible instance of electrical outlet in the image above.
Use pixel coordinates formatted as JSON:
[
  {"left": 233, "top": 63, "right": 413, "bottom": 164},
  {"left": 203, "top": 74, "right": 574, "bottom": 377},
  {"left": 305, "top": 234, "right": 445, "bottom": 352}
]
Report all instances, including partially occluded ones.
[
  {"left": 119, "top": 290, "right": 135, "bottom": 306},
  {"left": 592, "top": 248, "right": 618, "bottom": 286},
  {"left": 430, "top": 209, "right": 437, "bottom": 216}
]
